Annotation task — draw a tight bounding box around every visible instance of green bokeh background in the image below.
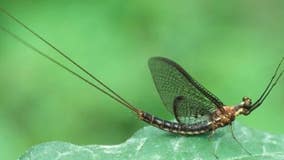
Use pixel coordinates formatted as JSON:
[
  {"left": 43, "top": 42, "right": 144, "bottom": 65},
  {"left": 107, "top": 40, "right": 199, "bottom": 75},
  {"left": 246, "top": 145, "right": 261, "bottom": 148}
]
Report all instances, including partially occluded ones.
[{"left": 0, "top": 1, "right": 283, "bottom": 159}]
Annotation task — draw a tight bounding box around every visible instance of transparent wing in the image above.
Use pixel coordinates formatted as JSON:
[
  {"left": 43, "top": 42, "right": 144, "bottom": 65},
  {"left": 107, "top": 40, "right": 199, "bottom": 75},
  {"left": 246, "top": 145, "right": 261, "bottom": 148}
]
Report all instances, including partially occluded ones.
[
  {"left": 173, "top": 96, "right": 212, "bottom": 124},
  {"left": 148, "top": 57, "right": 224, "bottom": 124}
]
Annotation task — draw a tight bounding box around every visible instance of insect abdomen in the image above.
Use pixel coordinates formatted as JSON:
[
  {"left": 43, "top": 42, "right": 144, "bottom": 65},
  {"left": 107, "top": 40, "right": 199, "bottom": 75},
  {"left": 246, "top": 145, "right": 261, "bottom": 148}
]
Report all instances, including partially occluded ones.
[{"left": 139, "top": 111, "right": 211, "bottom": 135}]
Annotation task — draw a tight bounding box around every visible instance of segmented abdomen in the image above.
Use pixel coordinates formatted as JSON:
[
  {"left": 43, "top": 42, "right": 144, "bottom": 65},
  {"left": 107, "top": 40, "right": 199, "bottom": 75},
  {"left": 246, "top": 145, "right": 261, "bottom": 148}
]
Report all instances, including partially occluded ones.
[{"left": 139, "top": 111, "right": 211, "bottom": 135}]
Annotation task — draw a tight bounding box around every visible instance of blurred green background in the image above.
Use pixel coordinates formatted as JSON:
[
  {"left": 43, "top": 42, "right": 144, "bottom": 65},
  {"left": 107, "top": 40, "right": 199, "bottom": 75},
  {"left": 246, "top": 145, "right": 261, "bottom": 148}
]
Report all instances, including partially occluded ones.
[{"left": 0, "top": 0, "right": 283, "bottom": 159}]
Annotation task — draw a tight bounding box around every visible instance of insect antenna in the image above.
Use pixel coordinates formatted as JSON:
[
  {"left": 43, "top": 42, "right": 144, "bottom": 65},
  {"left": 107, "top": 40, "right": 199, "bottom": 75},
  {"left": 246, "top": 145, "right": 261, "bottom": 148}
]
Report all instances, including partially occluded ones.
[
  {"left": 0, "top": 7, "right": 139, "bottom": 113},
  {"left": 249, "top": 57, "right": 284, "bottom": 113}
]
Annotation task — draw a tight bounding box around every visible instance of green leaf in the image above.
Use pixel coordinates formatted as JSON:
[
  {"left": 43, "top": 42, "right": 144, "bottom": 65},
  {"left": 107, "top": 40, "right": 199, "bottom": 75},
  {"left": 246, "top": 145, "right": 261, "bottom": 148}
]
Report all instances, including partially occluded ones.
[{"left": 19, "top": 122, "right": 284, "bottom": 160}]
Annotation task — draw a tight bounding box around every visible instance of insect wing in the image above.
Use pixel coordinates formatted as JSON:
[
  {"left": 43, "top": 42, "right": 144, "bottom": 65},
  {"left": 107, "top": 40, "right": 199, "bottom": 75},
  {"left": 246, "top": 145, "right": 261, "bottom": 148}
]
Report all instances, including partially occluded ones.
[{"left": 148, "top": 57, "right": 224, "bottom": 124}]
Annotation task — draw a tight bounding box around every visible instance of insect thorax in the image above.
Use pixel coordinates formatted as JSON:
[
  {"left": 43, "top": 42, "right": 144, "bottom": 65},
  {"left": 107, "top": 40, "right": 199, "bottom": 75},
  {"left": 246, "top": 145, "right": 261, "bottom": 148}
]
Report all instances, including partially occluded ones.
[{"left": 210, "top": 106, "right": 237, "bottom": 130}]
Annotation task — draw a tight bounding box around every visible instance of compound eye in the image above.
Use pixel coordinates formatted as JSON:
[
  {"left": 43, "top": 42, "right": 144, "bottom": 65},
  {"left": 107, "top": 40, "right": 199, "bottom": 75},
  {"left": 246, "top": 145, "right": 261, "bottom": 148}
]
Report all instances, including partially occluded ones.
[
  {"left": 242, "top": 96, "right": 249, "bottom": 101},
  {"left": 242, "top": 96, "right": 252, "bottom": 106}
]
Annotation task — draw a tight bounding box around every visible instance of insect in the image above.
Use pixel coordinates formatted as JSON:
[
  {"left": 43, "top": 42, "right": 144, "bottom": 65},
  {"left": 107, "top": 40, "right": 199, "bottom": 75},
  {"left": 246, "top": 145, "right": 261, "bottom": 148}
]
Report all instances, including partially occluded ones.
[
  {"left": 144, "top": 57, "right": 283, "bottom": 135},
  {"left": 0, "top": 7, "right": 283, "bottom": 142}
]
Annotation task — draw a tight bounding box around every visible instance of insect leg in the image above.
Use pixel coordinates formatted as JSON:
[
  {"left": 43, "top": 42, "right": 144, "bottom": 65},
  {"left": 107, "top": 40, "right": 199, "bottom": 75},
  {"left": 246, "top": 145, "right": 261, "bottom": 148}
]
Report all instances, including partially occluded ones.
[
  {"left": 249, "top": 57, "right": 284, "bottom": 113},
  {"left": 208, "top": 130, "right": 219, "bottom": 159},
  {"left": 229, "top": 124, "right": 252, "bottom": 156}
]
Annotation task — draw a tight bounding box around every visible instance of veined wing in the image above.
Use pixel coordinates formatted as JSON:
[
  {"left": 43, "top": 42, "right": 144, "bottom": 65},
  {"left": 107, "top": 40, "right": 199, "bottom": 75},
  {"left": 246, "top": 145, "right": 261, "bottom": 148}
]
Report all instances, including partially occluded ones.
[{"left": 148, "top": 57, "right": 224, "bottom": 124}]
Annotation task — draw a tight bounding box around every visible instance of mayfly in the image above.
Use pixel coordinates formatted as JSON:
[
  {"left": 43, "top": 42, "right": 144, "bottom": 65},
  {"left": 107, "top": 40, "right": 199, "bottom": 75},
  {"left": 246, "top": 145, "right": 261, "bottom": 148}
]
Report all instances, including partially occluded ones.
[{"left": 0, "top": 7, "right": 283, "bottom": 143}]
